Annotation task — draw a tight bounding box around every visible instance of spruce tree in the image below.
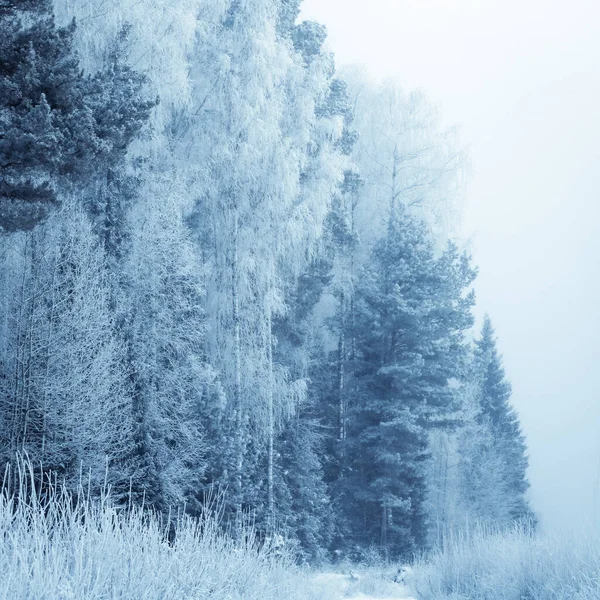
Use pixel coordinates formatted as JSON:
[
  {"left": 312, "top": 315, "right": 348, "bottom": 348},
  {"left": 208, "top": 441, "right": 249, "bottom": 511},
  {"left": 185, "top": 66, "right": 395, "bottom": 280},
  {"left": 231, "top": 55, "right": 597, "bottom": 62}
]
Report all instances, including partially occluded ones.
[{"left": 471, "top": 316, "right": 534, "bottom": 524}]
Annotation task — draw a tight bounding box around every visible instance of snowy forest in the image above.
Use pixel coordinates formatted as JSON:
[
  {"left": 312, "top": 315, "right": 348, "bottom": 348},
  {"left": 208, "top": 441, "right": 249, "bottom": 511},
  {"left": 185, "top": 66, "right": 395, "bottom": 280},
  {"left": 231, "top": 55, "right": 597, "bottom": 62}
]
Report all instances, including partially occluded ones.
[{"left": 0, "top": 0, "right": 535, "bottom": 575}]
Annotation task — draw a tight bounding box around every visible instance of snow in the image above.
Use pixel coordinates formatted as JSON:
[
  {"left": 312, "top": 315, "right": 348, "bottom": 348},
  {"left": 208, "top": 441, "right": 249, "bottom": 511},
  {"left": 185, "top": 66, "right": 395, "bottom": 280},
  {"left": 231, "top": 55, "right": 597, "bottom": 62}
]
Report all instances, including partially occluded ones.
[
  {"left": 352, "top": 596, "right": 416, "bottom": 600},
  {"left": 311, "top": 571, "right": 417, "bottom": 600}
]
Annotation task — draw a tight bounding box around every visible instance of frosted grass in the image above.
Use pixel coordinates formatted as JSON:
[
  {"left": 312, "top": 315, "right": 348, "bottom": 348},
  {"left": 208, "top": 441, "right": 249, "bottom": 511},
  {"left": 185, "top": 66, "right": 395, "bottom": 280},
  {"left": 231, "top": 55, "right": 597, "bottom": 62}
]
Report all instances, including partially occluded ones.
[
  {"left": 412, "top": 523, "right": 600, "bottom": 600},
  {"left": 0, "top": 462, "right": 316, "bottom": 600}
]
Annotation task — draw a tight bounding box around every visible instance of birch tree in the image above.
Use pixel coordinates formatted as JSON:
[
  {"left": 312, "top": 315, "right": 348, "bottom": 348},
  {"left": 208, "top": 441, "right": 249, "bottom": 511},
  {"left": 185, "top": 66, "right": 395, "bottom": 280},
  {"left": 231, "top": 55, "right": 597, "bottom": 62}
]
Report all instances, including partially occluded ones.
[
  {"left": 182, "top": 0, "right": 345, "bottom": 529},
  {"left": 342, "top": 69, "right": 466, "bottom": 250}
]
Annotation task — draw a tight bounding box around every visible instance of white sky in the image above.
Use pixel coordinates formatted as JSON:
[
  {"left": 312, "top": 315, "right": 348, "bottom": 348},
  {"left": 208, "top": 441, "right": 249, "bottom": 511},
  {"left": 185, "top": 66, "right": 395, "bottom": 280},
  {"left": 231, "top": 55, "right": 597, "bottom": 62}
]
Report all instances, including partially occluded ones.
[{"left": 301, "top": 0, "right": 600, "bottom": 533}]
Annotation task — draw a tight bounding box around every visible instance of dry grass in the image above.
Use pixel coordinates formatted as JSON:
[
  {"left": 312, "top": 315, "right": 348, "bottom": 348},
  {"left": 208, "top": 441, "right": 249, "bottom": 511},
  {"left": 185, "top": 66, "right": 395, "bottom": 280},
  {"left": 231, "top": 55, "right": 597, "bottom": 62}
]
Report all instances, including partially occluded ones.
[
  {"left": 412, "top": 523, "right": 600, "bottom": 600},
  {"left": 0, "top": 462, "right": 322, "bottom": 600}
]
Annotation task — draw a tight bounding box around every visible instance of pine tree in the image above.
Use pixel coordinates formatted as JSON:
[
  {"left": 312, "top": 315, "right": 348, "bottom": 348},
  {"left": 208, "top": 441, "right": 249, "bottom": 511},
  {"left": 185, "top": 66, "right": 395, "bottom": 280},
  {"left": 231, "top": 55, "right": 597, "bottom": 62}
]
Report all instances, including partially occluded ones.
[
  {"left": 82, "top": 25, "right": 157, "bottom": 260},
  {"left": 0, "top": 0, "right": 77, "bottom": 231},
  {"left": 0, "top": 1, "right": 155, "bottom": 233},
  {"left": 340, "top": 204, "right": 475, "bottom": 558},
  {"left": 276, "top": 411, "right": 333, "bottom": 563},
  {"left": 470, "top": 315, "right": 534, "bottom": 525},
  {"left": 271, "top": 256, "right": 335, "bottom": 561}
]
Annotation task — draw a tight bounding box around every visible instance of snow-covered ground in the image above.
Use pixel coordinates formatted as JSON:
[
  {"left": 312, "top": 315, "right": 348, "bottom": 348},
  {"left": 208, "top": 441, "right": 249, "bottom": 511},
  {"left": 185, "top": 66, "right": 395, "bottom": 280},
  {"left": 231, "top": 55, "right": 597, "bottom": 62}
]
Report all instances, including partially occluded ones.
[{"left": 311, "top": 571, "right": 417, "bottom": 600}]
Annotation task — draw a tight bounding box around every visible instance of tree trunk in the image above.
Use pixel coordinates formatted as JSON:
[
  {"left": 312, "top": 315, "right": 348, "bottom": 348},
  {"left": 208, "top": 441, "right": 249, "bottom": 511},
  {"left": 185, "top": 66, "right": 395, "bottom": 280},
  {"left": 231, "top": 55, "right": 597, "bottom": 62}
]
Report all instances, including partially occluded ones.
[
  {"left": 381, "top": 505, "right": 388, "bottom": 549},
  {"left": 266, "top": 305, "right": 274, "bottom": 529},
  {"left": 231, "top": 213, "right": 243, "bottom": 533},
  {"left": 338, "top": 292, "right": 346, "bottom": 443}
]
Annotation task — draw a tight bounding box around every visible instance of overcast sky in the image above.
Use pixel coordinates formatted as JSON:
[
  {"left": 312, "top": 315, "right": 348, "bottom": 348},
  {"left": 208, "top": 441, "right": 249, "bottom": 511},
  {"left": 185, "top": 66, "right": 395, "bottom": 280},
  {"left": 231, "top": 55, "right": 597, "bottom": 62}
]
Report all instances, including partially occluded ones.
[{"left": 301, "top": 0, "right": 600, "bottom": 533}]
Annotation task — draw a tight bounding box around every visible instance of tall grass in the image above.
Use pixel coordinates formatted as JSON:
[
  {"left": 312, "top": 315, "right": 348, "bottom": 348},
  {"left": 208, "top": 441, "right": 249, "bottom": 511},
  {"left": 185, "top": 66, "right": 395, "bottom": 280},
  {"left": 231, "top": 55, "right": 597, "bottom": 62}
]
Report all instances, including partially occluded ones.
[
  {"left": 0, "top": 462, "right": 320, "bottom": 600},
  {"left": 412, "top": 523, "right": 600, "bottom": 600}
]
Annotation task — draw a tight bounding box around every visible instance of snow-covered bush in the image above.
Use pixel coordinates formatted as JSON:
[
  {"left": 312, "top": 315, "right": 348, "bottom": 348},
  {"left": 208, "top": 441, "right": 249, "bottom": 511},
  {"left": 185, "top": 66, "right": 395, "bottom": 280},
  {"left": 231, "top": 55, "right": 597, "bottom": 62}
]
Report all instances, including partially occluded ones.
[
  {"left": 0, "top": 462, "right": 321, "bottom": 600},
  {"left": 412, "top": 523, "right": 600, "bottom": 600}
]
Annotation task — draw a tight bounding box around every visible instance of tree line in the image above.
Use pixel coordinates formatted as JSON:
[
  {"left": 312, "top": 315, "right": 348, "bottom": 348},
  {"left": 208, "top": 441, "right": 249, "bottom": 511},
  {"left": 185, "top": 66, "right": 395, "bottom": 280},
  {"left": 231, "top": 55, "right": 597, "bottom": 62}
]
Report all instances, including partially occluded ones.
[{"left": 0, "top": 0, "right": 534, "bottom": 561}]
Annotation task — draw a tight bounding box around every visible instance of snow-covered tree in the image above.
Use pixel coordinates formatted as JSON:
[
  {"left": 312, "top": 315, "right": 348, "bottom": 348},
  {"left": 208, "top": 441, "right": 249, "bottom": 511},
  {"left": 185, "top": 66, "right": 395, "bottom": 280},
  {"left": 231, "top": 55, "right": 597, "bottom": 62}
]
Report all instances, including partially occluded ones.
[
  {"left": 180, "top": 0, "right": 345, "bottom": 530},
  {"left": 428, "top": 317, "right": 536, "bottom": 542},
  {"left": 461, "top": 316, "right": 534, "bottom": 527},
  {"left": 0, "top": 1, "right": 155, "bottom": 233},
  {"left": 122, "top": 178, "right": 218, "bottom": 512},
  {"left": 0, "top": 204, "right": 133, "bottom": 495},
  {"left": 337, "top": 204, "right": 475, "bottom": 558},
  {"left": 342, "top": 69, "right": 466, "bottom": 250}
]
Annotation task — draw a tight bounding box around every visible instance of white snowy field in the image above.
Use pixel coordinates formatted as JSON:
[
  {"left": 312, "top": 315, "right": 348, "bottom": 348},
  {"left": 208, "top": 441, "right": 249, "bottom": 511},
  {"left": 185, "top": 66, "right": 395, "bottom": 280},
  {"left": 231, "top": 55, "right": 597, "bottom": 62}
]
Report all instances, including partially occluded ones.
[{"left": 311, "top": 571, "right": 416, "bottom": 600}]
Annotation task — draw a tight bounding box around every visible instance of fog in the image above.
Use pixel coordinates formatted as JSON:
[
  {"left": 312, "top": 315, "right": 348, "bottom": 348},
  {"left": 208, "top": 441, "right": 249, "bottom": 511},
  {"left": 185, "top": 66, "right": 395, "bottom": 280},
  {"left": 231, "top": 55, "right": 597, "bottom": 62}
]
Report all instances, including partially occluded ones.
[{"left": 301, "top": 0, "right": 600, "bottom": 532}]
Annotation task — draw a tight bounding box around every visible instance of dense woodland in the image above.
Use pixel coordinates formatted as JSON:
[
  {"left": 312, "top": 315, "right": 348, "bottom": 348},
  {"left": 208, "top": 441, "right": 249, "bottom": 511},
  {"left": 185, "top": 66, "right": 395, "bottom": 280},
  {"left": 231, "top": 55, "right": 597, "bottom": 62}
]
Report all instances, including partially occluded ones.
[{"left": 0, "top": 0, "right": 534, "bottom": 561}]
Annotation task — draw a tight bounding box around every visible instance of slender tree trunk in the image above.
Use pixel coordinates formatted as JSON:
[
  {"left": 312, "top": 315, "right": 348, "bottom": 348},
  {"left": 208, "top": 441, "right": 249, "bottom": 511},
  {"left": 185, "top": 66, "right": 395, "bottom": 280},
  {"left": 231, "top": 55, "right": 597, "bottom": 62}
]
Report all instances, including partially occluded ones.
[
  {"left": 9, "top": 282, "right": 24, "bottom": 453},
  {"left": 389, "top": 145, "right": 399, "bottom": 228},
  {"left": 22, "top": 234, "right": 40, "bottom": 447},
  {"left": 41, "top": 246, "right": 58, "bottom": 463},
  {"left": 231, "top": 213, "right": 243, "bottom": 533},
  {"left": 338, "top": 292, "right": 346, "bottom": 443},
  {"left": 350, "top": 188, "right": 357, "bottom": 362},
  {"left": 381, "top": 505, "right": 388, "bottom": 549},
  {"left": 266, "top": 305, "right": 274, "bottom": 529},
  {"left": 10, "top": 237, "right": 30, "bottom": 453}
]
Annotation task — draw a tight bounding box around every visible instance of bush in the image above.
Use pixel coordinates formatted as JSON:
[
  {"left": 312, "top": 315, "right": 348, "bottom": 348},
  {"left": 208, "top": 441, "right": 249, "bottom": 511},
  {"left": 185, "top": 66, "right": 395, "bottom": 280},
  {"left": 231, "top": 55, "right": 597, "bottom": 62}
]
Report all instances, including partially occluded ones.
[
  {"left": 0, "top": 462, "right": 321, "bottom": 600},
  {"left": 412, "top": 523, "right": 600, "bottom": 600}
]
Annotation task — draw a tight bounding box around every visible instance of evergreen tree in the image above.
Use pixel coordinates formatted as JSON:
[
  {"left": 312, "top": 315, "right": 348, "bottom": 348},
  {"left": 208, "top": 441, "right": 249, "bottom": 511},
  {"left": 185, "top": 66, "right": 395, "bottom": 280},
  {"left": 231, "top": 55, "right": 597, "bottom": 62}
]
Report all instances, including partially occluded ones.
[
  {"left": 341, "top": 204, "right": 475, "bottom": 558},
  {"left": 273, "top": 405, "right": 334, "bottom": 563},
  {"left": 470, "top": 316, "right": 534, "bottom": 525},
  {"left": 0, "top": 1, "right": 154, "bottom": 233},
  {"left": 83, "top": 26, "right": 157, "bottom": 260},
  {"left": 0, "top": 0, "right": 78, "bottom": 231}
]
